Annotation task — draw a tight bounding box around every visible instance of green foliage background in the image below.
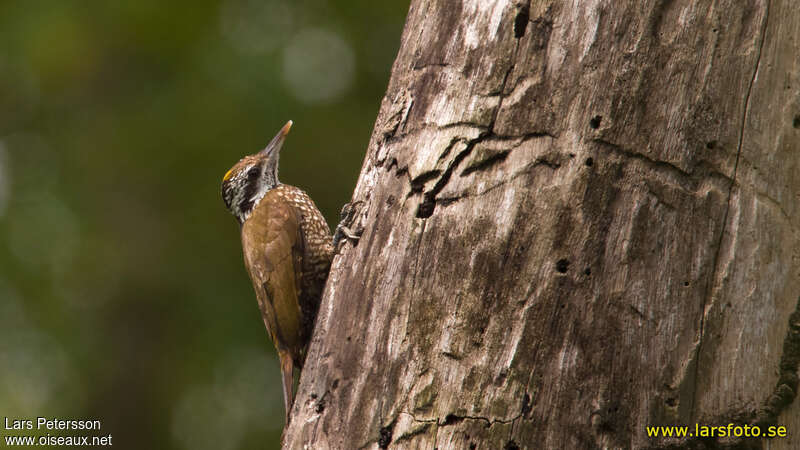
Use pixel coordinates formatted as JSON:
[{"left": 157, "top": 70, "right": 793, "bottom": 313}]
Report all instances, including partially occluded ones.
[{"left": 0, "top": 1, "right": 407, "bottom": 448}]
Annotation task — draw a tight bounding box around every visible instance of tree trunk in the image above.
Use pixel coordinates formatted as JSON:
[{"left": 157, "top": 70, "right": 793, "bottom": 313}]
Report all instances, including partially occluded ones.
[{"left": 284, "top": 0, "right": 800, "bottom": 448}]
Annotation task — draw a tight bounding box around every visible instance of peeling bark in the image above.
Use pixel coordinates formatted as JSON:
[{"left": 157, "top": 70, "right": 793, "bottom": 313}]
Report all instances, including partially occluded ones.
[{"left": 283, "top": 0, "right": 800, "bottom": 448}]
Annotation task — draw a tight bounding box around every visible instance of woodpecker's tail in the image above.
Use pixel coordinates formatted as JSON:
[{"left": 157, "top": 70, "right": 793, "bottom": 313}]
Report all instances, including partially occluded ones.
[{"left": 278, "top": 350, "right": 295, "bottom": 424}]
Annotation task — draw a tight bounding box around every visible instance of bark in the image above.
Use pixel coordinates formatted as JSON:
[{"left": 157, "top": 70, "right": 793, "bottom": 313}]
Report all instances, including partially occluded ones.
[{"left": 284, "top": 0, "right": 800, "bottom": 448}]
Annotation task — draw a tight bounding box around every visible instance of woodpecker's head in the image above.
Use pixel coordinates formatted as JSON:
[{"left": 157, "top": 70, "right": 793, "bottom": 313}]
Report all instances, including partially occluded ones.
[{"left": 221, "top": 120, "right": 292, "bottom": 224}]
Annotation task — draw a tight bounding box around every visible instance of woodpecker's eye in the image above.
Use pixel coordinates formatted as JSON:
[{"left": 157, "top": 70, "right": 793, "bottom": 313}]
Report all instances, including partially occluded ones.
[{"left": 247, "top": 166, "right": 260, "bottom": 178}]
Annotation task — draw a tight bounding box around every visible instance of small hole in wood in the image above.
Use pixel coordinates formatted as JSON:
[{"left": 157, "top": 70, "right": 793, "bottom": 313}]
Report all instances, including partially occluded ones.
[{"left": 589, "top": 115, "right": 602, "bottom": 129}]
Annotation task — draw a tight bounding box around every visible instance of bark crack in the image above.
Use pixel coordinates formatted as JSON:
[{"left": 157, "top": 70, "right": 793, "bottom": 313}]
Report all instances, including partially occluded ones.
[
  {"left": 689, "top": 0, "right": 771, "bottom": 422},
  {"left": 591, "top": 137, "right": 736, "bottom": 191},
  {"left": 400, "top": 409, "right": 523, "bottom": 427},
  {"left": 438, "top": 156, "right": 560, "bottom": 207},
  {"left": 415, "top": 133, "right": 489, "bottom": 218},
  {"left": 404, "top": 218, "right": 427, "bottom": 345},
  {"left": 431, "top": 121, "right": 492, "bottom": 132},
  {"left": 412, "top": 131, "right": 558, "bottom": 212},
  {"left": 489, "top": 29, "right": 522, "bottom": 131},
  {"left": 754, "top": 188, "right": 795, "bottom": 228},
  {"left": 592, "top": 138, "right": 693, "bottom": 181}
]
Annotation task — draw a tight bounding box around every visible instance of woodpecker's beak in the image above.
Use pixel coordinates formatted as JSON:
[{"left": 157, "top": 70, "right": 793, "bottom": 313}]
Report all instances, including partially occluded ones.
[{"left": 260, "top": 120, "right": 293, "bottom": 157}]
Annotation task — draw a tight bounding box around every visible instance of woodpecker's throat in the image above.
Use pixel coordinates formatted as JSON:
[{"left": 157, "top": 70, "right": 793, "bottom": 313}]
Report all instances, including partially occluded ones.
[{"left": 222, "top": 162, "right": 278, "bottom": 223}]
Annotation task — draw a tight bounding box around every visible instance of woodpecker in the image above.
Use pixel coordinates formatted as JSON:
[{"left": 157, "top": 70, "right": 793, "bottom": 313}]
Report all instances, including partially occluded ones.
[{"left": 221, "top": 121, "right": 333, "bottom": 422}]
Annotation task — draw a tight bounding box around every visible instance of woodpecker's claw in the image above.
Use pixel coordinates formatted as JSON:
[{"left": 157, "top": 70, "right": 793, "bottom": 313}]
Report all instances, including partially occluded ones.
[{"left": 333, "top": 201, "right": 364, "bottom": 252}]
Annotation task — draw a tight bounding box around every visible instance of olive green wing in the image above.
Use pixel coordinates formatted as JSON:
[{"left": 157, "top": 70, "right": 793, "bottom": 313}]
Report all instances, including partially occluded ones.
[{"left": 241, "top": 194, "right": 305, "bottom": 355}]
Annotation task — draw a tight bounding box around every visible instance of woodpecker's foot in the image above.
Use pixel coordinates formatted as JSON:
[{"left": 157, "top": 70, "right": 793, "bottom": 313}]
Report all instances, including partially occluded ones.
[{"left": 333, "top": 201, "right": 364, "bottom": 252}]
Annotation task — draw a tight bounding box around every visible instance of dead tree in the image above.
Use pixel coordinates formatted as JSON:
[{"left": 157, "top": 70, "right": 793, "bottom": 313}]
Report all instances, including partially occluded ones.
[{"left": 284, "top": 0, "right": 800, "bottom": 448}]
